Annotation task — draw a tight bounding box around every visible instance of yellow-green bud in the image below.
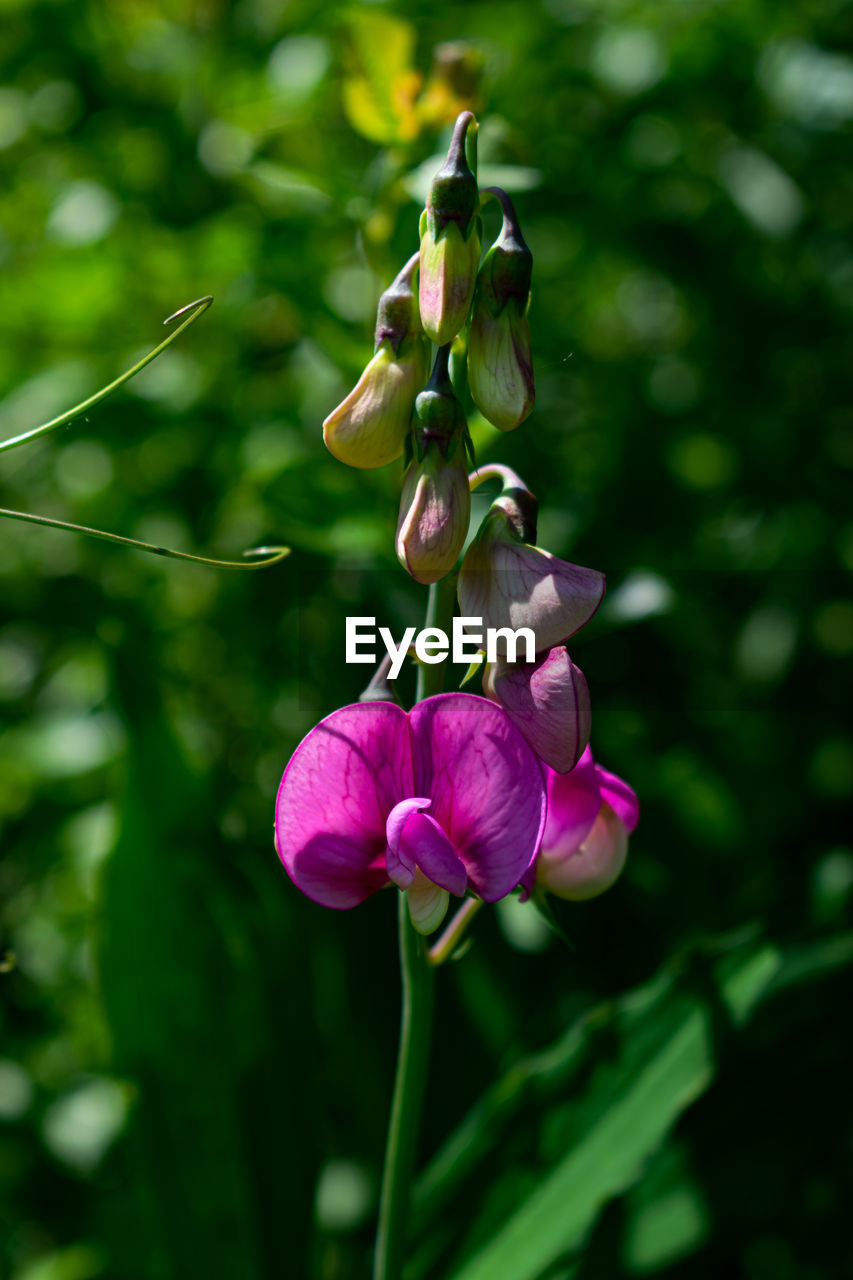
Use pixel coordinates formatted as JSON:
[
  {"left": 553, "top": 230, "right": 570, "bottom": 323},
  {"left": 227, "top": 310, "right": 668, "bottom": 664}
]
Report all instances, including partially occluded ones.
[
  {"left": 323, "top": 254, "right": 428, "bottom": 469},
  {"left": 468, "top": 188, "right": 534, "bottom": 431}
]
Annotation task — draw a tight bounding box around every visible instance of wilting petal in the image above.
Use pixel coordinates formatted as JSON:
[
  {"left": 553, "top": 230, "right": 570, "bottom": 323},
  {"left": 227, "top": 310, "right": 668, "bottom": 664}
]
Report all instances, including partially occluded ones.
[
  {"left": 595, "top": 764, "right": 640, "bottom": 833},
  {"left": 539, "top": 804, "right": 628, "bottom": 900},
  {"left": 458, "top": 514, "right": 606, "bottom": 656},
  {"left": 490, "top": 646, "right": 591, "bottom": 773},
  {"left": 276, "top": 702, "right": 413, "bottom": 908},
  {"left": 323, "top": 340, "right": 428, "bottom": 470},
  {"left": 409, "top": 693, "right": 546, "bottom": 900}
]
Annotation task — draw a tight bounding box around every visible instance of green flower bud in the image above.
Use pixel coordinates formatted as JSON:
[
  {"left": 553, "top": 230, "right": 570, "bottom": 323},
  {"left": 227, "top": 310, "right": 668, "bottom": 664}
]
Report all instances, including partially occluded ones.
[
  {"left": 419, "top": 111, "right": 482, "bottom": 346},
  {"left": 323, "top": 255, "right": 428, "bottom": 469},
  {"left": 468, "top": 188, "right": 534, "bottom": 431}
]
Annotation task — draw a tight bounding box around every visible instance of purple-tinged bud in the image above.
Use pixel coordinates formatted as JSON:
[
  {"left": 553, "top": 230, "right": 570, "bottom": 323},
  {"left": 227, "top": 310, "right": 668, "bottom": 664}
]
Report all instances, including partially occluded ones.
[
  {"left": 533, "top": 748, "right": 639, "bottom": 901},
  {"left": 396, "top": 439, "right": 470, "bottom": 584},
  {"left": 419, "top": 111, "right": 482, "bottom": 346},
  {"left": 468, "top": 187, "right": 534, "bottom": 431},
  {"left": 396, "top": 346, "right": 470, "bottom": 584},
  {"left": 323, "top": 254, "right": 429, "bottom": 470},
  {"left": 458, "top": 474, "right": 605, "bottom": 656},
  {"left": 484, "top": 645, "right": 591, "bottom": 773}
]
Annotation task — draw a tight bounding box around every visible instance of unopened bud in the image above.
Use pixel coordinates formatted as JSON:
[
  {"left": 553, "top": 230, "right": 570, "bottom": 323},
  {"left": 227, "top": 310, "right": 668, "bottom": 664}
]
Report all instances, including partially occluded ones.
[
  {"left": 484, "top": 646, "right": 591, "bottom": 773},
  {"left": 324, "top": 254, "right": 428, "bottom": 469},
  {"left": 396, "top": 350, "right": 470, "bottom": 583},
  {"left": 468, "top": 188, "right": 534, "bottom": 431},
  {"left": 419, "top": 112, "right": 482, "bottom": 346},
  {"left": 534, "top": 749, "right": 639, "bottom": 901}
]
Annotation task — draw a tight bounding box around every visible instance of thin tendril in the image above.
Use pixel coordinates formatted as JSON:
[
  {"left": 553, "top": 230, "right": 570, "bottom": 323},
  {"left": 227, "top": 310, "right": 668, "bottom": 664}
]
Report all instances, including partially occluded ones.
[
  {"left": 0, "top": 507, "right": 289, "bottom": 570},
  {"left": 0, "top": 296, "right": 214, "bottom": 455}
]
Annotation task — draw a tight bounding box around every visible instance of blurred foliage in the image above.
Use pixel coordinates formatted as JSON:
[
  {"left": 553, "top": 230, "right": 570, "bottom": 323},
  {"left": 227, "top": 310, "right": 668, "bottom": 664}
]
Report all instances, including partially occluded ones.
[{"left": 1, "top": 1, "right": 852, "bottom": 1278}]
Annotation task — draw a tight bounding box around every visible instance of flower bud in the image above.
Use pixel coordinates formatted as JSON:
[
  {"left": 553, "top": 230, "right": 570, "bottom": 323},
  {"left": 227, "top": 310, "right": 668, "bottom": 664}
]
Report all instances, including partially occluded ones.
[
  {"left": 484, "top": 645, "right": 591, "bottom": 773},
  {"left": 458, "top": 486, "right": 605, "bottom": 656},
  {"left": 323, "top": 254, "right": 429, "bottom": 469},
  {"left": 530, "top": 748, "right": 639, "bottom": 901},
  {"left": 396, "top": 347, "right": 471, "bottom": 584},
  {"left": 468, "top": 188, "right": 534, "bottom": 431},
  {"left": 419, "top": 111, "right": 482, "bottom": 346}
]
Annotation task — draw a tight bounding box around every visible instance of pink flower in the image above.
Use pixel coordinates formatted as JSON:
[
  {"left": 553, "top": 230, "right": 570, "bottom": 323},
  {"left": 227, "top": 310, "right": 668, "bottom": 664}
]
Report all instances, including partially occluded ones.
[
  {"left": 528, "top": 747, "right": 639, "bottom": 901},
  {"left": 484, "top": 645, "right": 591, "bottom": 774},
  {"left": 275, "top": 693, "right": 547, "bottom": 931}
]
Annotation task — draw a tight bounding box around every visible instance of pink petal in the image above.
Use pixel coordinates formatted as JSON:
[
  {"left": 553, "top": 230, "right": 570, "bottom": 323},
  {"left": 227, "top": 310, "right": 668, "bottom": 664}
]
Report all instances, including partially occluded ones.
[
  {"left": 397, "top": 811, "right": 467, "bottom": 896},
  {"left": 385, "top": 797, "right": 432, "bottom": 888},
  {"left": 492, "top": 646, "right": 591, "bottom": 773},
  {"left": 541, "top": 748, "right": 603, "bottom": 860},
  {"left": 595, "top": 764, "right": 640, "bottom": 833},
  {"left": 275, "top": 702, "right": 413, "bottom": 909},
  {"left": 409, "top": 692, "right": 546, "bottom": 901}
]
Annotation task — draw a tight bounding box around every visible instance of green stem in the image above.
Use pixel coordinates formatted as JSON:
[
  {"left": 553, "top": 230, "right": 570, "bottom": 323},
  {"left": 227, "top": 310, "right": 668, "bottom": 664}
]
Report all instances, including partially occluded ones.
[
  {"left": 374, "top": 570, "right": 458, "bottom": 1280},
  {"left": 415, "top": 573, "right": 458, "bottom": 701},
  {"left": 373, "top": 894, "right": 435, "bottom": 1280}
]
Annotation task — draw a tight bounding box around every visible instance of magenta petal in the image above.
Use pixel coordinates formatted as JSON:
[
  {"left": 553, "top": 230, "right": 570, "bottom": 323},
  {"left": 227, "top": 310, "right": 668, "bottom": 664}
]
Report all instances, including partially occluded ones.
[
  {"left": 386, "top": 796, "right": 432, "bottom": 887},
  {"left": 595, "top": 765, "right": 640, "bottom": 833},
  {"left": 276, "top": 702, "right": 413, "bottom": 908},
  {"left": 493, "top": 646, "right": 591, "bottom": 773},
  {"left": 398, "top": 811, "right": 467, "bottom": 896},
  {"left": 541, "top": 749, "right": 603, "bottom": 859},
  {"left": 409, "top": 692, "right": 547, "bottom": 901}
]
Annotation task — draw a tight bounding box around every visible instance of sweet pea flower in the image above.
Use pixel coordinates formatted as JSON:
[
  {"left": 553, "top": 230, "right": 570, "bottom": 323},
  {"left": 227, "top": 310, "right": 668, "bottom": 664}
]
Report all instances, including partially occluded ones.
[
  {"left": 275, "top": 693, "right": 547, "bottom": 933},
  {"left": 483, "top": 645, "right": 591, "bottom": 773},
  {"left": 323, "top": 253, "right": 429, "bottom": 470},
  {"left": 529, "top": 747, "right": 639, "bottom": 901},
  {"left": 458, "top": 478, "right": 605, "bottom": 658}
]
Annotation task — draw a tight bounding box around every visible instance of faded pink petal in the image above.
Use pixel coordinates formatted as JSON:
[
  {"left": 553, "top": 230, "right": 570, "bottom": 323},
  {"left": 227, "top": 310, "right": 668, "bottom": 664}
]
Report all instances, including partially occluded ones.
[
  {"left": 275, "top": 702, "right": 413, "bottom": 909},
  {"left": 458, "top": 514, "right": 605, "bottom": 656},
  {"left": 539, "top": 804, "right": 628, "bottom": 901},
  {"left": 409, "top": 693, "right": 547, "bottom": 900},
  {"left": 490, "top": 646, "right": 591, "bottom": 773}
]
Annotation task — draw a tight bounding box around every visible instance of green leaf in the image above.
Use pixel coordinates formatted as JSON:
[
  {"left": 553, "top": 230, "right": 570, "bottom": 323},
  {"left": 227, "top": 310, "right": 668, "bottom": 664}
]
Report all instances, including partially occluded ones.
[{"left": 444, "top": 945, "right": 780, "bottom": 1280}]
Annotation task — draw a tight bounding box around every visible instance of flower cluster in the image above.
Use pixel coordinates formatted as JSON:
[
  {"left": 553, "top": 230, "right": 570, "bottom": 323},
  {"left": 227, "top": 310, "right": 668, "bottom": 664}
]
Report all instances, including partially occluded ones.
[{"left": 277, "top": 111, "right": 638, "bottom": 935}]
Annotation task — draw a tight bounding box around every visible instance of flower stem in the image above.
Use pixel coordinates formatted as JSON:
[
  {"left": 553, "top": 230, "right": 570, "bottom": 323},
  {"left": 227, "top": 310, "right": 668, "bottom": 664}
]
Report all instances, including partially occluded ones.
[
  {"left": 375, "top": 570, "right": 458, "bottom": 1279},
  {"left": 373, "top": 893, "right": 435, "bottom": 1280},
  {"left": 428, "top": 897, "right": 483, "bottom": 966},
  {"left": 415, "top": 573, "right": 457, "bottom": 701}
]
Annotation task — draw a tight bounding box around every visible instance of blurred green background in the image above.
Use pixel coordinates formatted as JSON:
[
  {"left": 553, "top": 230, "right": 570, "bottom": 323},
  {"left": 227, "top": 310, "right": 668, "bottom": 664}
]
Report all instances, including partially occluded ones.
[{"left": 1, "top": 2, "right": 852, "bottom": 1278}]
